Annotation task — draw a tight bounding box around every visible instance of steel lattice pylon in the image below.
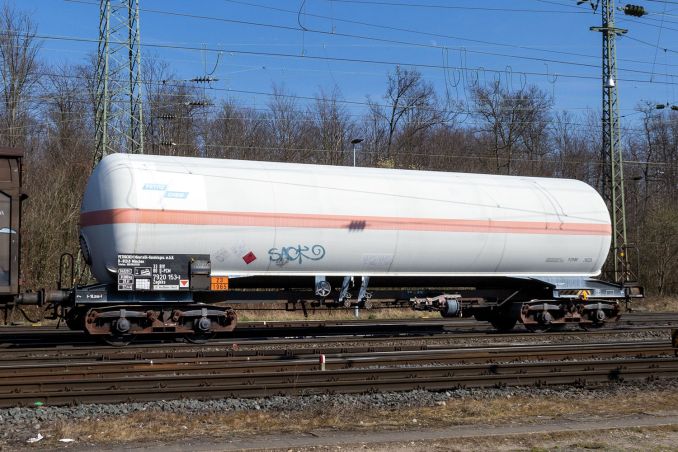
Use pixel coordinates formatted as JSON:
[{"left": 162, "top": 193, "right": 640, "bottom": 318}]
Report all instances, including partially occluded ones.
[
  {"left": 94, "top": 0, "right": 144, "bottom": 164},
  {"left": 591, "top": 0, "right": 631, "bottom": 283}
]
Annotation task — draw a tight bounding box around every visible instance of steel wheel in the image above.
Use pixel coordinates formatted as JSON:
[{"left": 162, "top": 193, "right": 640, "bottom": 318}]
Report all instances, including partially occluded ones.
[
  {"left": 101, "top": 334, "right": 135, "bottom": 347},
  {"left": 183, "top": 332, "right": 216, "bottom": 344},
  {"left": 490, "top": 316, "right": 517, "bottom": 332}
]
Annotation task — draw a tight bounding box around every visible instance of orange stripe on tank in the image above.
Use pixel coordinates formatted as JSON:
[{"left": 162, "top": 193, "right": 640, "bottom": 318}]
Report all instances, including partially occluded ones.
[{"left": 79, "top": 208, "right": 611, "bottom": 236}]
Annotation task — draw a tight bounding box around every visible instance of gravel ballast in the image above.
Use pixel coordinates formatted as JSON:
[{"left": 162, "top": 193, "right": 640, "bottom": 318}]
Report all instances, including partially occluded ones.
[{"left": 2, "top": 378, "right": 677, "bottom": 436}]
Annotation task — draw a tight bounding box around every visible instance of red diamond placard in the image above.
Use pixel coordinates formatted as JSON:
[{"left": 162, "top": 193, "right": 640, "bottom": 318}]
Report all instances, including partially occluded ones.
[{"left": 242, "top": 251, "right": 257, "bottom": 264}]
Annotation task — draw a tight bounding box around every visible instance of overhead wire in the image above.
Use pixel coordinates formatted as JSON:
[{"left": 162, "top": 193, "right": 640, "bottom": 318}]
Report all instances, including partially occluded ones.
[
  {"left": 4, "top": 29, "right": 678, "bottom": 87},
  {"left": 19, "top": 68, "right": 664, "bottom": 119},
  {"left": 318, "top": 0, "right": 590, "bottom": 14},
  {"left": 624, "top": 35, "right": 678, "bottom": 56},
  {"left": 57, "top": 1, "right": 678, "bottom": 81},
  {"left": 224, "top": 0, "right": 678, "bottom": 69},
  {"left": 650, "top": 0, "right": 670, "bottom": 81},
  {"left": 643, "top": 0, "right": 678, "bottom": 7}
]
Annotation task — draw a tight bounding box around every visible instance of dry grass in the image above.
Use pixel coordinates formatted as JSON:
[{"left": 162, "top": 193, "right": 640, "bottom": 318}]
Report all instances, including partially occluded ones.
[
  {"left": 236, "top": 306, "right": 439, "bottom": 322},
  {"left": 39, "top": 388, "right": 678, "bottom": 447},
  {"left": 370, "top": 425, "right": 678, "bottom": 452},
  {"left": 3, "top": 305, "right": 439, "bottom": 327},
  {"left": 639, "top": 296, "right": 678, "bottom": 312}
]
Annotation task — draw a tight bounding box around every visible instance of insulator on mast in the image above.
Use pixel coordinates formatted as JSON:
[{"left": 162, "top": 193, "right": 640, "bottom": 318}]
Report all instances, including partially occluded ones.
[{"left": 623, "top": 4, "right": 646, "bottom": 17}]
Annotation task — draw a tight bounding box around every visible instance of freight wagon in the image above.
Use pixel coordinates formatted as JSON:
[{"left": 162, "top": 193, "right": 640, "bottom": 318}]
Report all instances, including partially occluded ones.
[{"left": 1, "top": 150, "right": 643, "bottom": 344}]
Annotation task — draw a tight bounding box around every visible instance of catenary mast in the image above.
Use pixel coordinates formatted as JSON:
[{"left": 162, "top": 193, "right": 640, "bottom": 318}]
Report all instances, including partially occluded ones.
[
  {"left": 588, "top": 0, "right": 636, "bottom": 283},
  {"left": 94, "top": 0, "right": 144, "bottom": 164}
]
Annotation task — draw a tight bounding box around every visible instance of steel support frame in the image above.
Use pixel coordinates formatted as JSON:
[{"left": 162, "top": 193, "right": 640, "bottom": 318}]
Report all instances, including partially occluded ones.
[
  {"left": 95, "top": 0, "right": 144, "bottom": 164},
  {"left": 591, "top": 0, "right": 630, "bottom": 283}
]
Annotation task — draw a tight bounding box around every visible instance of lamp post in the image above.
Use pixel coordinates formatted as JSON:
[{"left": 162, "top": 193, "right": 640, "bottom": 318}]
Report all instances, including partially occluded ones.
[{"left": 350, "top": 138, "right": 363, "bottom": 167}]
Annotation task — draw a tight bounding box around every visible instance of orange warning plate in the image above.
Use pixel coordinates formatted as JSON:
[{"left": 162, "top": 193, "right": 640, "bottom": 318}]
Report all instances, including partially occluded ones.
[{"left": 210, "top": 276, "right": 229, "bottom": 291}]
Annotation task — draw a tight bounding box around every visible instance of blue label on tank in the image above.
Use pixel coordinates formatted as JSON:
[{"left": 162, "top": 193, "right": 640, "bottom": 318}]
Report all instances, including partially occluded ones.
[
  {"left": 164, "top": 191, "right": 189, "bottom": 199},
  {"left": 143, "top": 183, "right": 167, "bottom": 191}
]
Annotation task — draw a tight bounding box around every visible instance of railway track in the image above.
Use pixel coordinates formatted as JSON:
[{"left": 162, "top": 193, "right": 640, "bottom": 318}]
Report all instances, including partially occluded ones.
[
  {"left": 0, "top": 340, "right": 672, "bottom": 369},
  {"left": 0, "top": 337, "right": 675, "bottom": 408},
  {"left": 0, "top": 311, "right": 676, "bottom": 349},
  {"left": 0, "top": 324, "right": 670, "bottom": 363}
]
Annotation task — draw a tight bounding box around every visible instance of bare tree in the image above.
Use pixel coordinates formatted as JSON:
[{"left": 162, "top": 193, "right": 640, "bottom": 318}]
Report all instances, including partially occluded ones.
[
  {"left": 22, "top": 63, "right": 93, "bottom": 289},
  {"left": 638, "top": 205, "right": 678, "bottom": 295},
  {"left": 203, "top": 100, "right": 268, "bottom": 161},
  {"left": 425, "top": 126, "right": 481, "bottom": 173},
  {"left": 470, "top": 81, "right": 552, "bottom": 175},
  {"left": 0, "top": 3, "right": 40, "bottom": 147},
  {"left": 368, "top": 67, "right": 447, "bottom": 163},
  {"left": 142, "top": 56, "right": 175, "bottom": 155},
  {"left": 141, "top": 58, "right": 205, "bottom": 157},
  {"left": 268, "top": 84, "right": 306, "bottom": 162},
  {"left": 44, "top": 65, "right": 91, "bottom": 159},
  {"left": 552, "top": 111, "right": 596, "bottom": 182},
  {"left": 307, "top": 87, "right": 354, "bottom": 166}
]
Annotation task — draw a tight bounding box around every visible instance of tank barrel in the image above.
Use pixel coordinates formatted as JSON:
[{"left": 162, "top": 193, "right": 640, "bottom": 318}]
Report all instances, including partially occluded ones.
[{"left": 81, "top": 154, "right": 613, "bottom": 283}]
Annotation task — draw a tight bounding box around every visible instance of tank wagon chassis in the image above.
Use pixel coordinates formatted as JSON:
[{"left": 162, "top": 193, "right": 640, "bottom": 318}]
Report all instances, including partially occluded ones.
[{"left": 12, "top": 252, "right": 642, "bottom": 344}]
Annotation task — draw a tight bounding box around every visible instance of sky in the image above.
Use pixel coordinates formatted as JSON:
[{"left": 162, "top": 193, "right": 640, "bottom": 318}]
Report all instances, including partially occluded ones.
[{"left": 10, "top": 0, "right": 678, "bottom": 128}]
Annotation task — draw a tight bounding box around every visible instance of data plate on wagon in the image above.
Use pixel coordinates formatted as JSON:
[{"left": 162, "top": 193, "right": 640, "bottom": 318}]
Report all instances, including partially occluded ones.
[{"left": 117, "top": 254, "right": 208, "bottom": 291}]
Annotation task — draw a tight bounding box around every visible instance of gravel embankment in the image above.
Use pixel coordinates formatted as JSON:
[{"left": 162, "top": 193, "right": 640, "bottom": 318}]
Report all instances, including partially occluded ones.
[{"left": 2, "top": 378, "right": 677, "bottom": 439}]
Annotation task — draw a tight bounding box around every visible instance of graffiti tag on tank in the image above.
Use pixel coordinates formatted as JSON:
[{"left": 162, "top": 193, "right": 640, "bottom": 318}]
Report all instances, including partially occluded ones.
[
  {"left": 214, "top": 248, "right": 228, "bottom": 263},
  {"left": 269, "top": 244, "right": 326, "bottom": 266}
]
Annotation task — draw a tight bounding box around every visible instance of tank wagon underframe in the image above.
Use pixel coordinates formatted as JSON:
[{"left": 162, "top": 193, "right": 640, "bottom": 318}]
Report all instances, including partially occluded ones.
[{"left": 47, "top": 266, "right": 638, "bottom": 342}]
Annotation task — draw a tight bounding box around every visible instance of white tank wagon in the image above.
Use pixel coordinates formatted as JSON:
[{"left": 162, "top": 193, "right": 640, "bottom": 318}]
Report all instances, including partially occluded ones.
[
  {"left": 69, "top": 153, "right": 642, "bottom": 338},
  {"left": 0, "top": 150, "right": 642, "bottom": 345},
  {"left": 80, "top": 154, "right": 611, "bottom": 283}
]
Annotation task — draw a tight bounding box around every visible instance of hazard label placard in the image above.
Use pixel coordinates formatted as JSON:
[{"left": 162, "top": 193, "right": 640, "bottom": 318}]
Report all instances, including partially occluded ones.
[{"left": 210, "top": 276, "right": 229, "bottom": 291}]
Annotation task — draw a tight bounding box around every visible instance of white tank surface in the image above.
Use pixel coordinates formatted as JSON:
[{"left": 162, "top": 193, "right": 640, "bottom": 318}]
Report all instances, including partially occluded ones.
[{"left": 80, "top": 154, "right": 612, "bottom": 285}]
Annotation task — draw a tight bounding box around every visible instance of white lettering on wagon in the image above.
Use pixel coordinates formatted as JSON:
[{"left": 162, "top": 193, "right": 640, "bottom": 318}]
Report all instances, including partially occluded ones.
[
  {"left": 362, "top": 254, "right": 393, "bottom": 269},
  {"left": 164, "top": 191, "right": 189, "bottom": 199},
  {"left": 142, "top": 183, "right": 167, "bottom": 191},
  {"left": 117, "top": 254, "right": 196, "bottom": 291},
  {"left": 139, "top": 173, "right": 206, "bottom": 210}
]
